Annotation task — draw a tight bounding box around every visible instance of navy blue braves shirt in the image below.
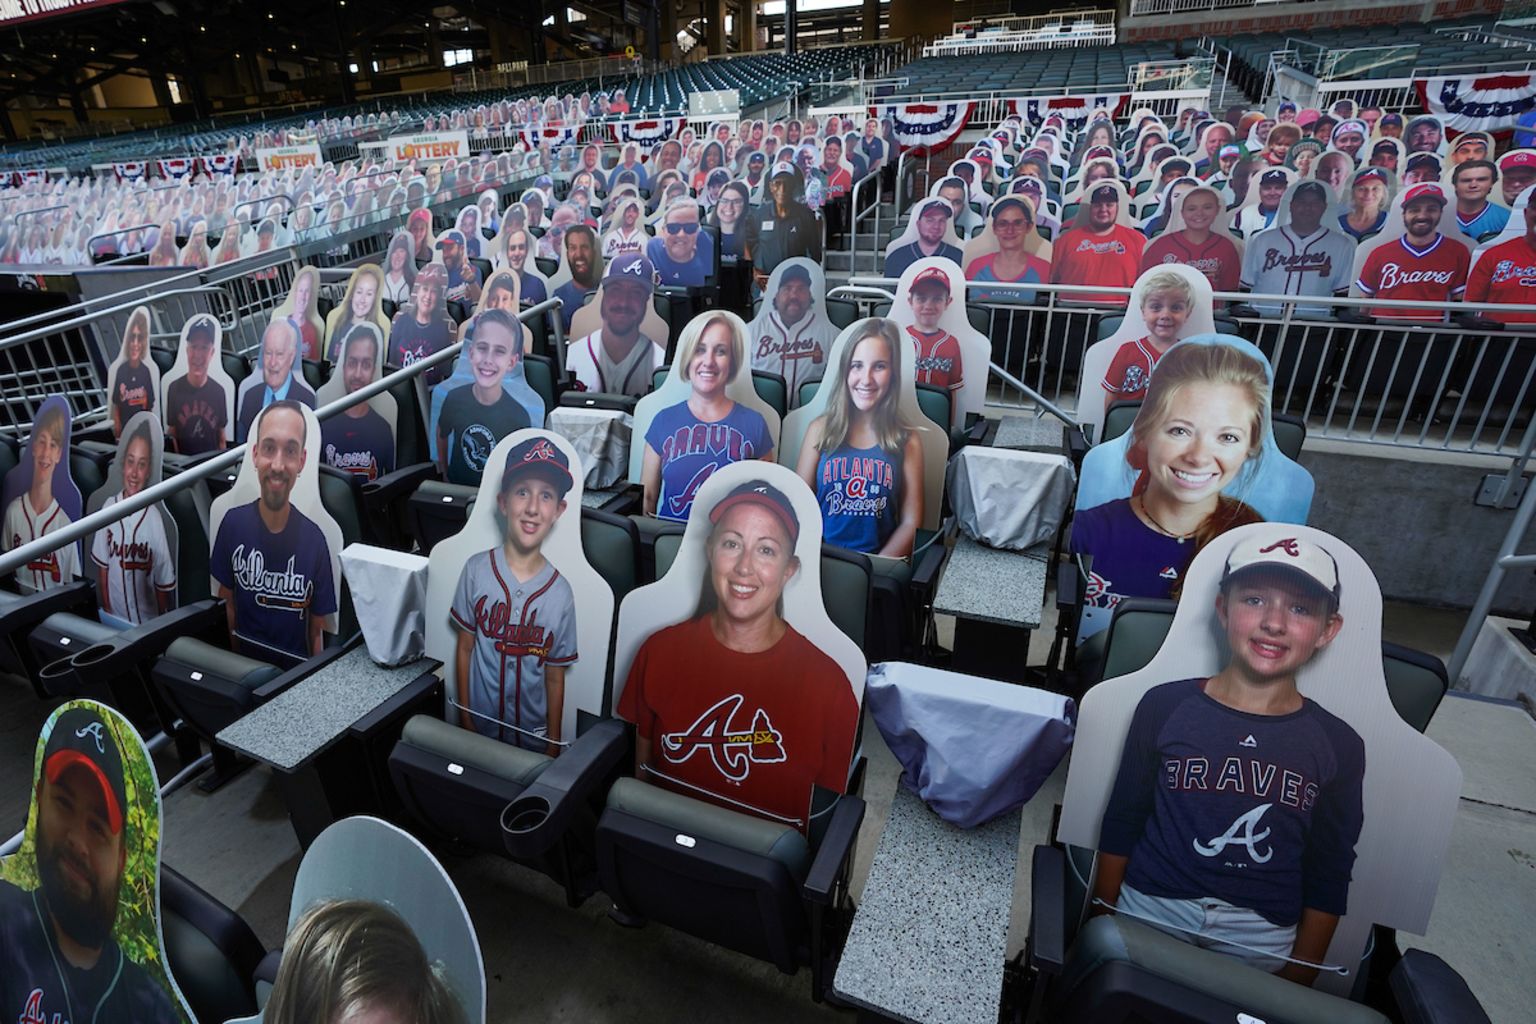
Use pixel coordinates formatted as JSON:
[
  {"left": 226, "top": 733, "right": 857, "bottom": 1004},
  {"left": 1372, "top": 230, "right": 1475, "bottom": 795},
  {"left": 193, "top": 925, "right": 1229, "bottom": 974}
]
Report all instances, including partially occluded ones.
[
  {"left": 321, "top": 407, "right": 396, "bottom": 481},
  {"left": 1100, "top": 678, "right": 1366, "bottom": 926},
  {"left": 211, "top": 501, "right": 338, "bottom": 663},
  {"left": 644, "top": 399, "right": 773, "bottom": 522},
  {"left": 1068, "top": 498, "right": 1194, "bottom": 641}
]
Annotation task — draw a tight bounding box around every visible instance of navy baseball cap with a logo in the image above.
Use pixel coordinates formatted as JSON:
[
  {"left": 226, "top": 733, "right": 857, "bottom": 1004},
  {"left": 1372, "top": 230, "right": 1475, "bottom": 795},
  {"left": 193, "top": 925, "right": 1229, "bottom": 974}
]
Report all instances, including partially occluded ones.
[
  {"left": 711, "top": 480, "right": 800, "bottom": 545},
  {"left": 502, "top": 436, "right": 573, "bottom": 497},
  {"left": 605, "top": 253, "right": 655, "bottom": 293},
  {"left": 780, "top": 264, "right": 812, "bottom": 287},
  {"left": 44, "top": 706, "right": 127, "bottom": 835},
  {"left": 435, "top": 229, "right": 466, "bottom": 250}
]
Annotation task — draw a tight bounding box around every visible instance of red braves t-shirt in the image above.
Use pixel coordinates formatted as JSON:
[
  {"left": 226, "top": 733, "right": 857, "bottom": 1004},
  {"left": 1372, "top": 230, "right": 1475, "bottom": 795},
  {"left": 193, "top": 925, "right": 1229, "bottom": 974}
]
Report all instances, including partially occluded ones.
[
  {"left": 1465, "top": 234, "right": 1536, "bottom": 324},
  {"left": 1051, "top": 224, "right": 1146, "bottom": 305},
  {"left": 905, "top": 325, "right": 965, "bottom": 392},
  {"left": 1141, "top": 232, "right": 1241, "bottom": 292},
  {"left": 1356, "top": 235, "right": 1469, "bottom": 321},
  {"left": 1102, "top": 337, "right": 1165, "bottom": 402},
  {"left": 618, "top": 615, "right": 858, "bottom": 831}
]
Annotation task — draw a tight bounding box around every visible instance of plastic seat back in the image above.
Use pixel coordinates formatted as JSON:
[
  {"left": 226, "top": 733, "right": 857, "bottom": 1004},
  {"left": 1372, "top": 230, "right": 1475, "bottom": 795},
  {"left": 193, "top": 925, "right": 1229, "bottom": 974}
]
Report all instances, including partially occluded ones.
[
  {"left": 752, "top": 369, "right": 789, "bottom": 421},
  {"left": 914, "top": 383, "right": 951, "bottom": 433},
  {"left": 161, "top": 865, "right": 265, "bottom": 1024},
  {"left": 580, "top": 508, "right": 642, "bottom": 603},
  {"left": 524, "top": 353, "right": 558, "bottom": 416},
  {"left": 1382, "top": 642, "right": 1448, "bottom": 733}
]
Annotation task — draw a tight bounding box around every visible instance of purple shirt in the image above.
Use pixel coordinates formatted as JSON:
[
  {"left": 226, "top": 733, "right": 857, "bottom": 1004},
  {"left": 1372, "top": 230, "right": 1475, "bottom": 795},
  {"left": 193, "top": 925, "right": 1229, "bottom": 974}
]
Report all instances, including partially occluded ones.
[
  {"left": 1068, "top": 498, "right": 1193, "bottom": 641},
  {"left": 645, "top": 400, "right": 773, "bottom": 522}
]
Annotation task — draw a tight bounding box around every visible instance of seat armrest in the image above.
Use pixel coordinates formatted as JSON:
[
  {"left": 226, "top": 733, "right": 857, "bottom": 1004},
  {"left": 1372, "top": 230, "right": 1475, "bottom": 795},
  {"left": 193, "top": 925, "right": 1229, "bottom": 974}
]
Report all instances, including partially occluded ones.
[
  {"left": 69, "top": 599, "right": 226, "bottom": 678},
  {"left": 960, "top": 414, "right": 988, "bottom": 446},
  {"left": 0, "top": 580, "right": 97, "bottom": 636},
  {"left": 1336, "top": 307, "right": 1375, "bottom": 326},
  {"left": 500, "top": 718, "right": 629, "bottom": 860},
  {"left": 1029, "top": 844, "right": 1067, "bottom": 975},
  {"left": 254, "top": 950, "right": 283, "bottom": 986},
  {"left": 1056, "top": 561, "right": 1082, "bottom": 612},
  {"left": 250, "top": 635, "right": 362, "bottom": 702},
  {"left": 361, "top": 460, "right": 440, "bottom": 504},
  {"left": 160, "top": 864, "right": 269, "bottom": 982},
  {"left": 802, "top": 793, "right": 866, "bottom": 904},
  {"left": 1066, "top": 426, "right": 1090, "bottom": 465},
  {"left": 910, "top": 537, "right": 947, "bottom": 595},
  {"left": 1389, "top": 949, "right": 1493, "bottom": 1024}
]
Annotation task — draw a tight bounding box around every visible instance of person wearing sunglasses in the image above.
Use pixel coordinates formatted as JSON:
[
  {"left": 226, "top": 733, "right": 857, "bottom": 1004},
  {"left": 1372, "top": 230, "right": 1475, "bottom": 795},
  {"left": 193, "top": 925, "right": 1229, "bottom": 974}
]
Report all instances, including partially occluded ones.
[{"left": 647, "top": 197, "right": 715, "bottom": 288}]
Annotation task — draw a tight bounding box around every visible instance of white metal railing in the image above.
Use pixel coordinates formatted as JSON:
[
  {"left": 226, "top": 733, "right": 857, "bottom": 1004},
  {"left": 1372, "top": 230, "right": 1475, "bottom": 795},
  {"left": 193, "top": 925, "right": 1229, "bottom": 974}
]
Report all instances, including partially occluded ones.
[
  {"left": 950, "top": 8, "right": 1116, "bottom": 36},
  {"left": 1129, "top": 0, "right": 1302, "bottom": 16},
  {"left": 923, "top": 26, "right": 1117, "bottom": 57}
]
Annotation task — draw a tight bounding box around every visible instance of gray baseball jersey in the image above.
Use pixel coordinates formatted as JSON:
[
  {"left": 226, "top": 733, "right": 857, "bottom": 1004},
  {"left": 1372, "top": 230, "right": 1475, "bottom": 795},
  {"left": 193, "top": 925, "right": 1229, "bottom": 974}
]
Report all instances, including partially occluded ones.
[{"left": 450, "top": 548, "right": 577, "bottom": 749}]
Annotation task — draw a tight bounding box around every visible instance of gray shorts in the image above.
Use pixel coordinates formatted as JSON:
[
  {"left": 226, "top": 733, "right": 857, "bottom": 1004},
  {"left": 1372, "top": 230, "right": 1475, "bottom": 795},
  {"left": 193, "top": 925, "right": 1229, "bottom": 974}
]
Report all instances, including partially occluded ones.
[{"left": 1116, "top": 882, "right": 1297, "bottom": 972}]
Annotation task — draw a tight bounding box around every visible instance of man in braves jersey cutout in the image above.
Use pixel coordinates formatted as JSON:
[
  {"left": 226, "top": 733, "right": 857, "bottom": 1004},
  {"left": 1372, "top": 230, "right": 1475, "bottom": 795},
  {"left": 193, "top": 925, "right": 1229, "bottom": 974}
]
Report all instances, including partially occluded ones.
[
  {"left": 566, "top": 254, "right": 665, "bottom": 397},
  {"left": 110, "top": 310, "right": 155, "bottom": 438},
  {"left": 91, "top": 421, "right": 176, "bottom": 626},
  {"left": 904, "top": 266, "right": 967, "bottom": 418},
  {"left": 320, "top": 324, "right": 395, "bottom": 482},
  {"left": 388, "top": 262, "right": 454, "bottom": 388},
  {"left": 0, "top": 706, "right": 182, "bottom": 1024},
  {"left": 1241, "top": 182, "right": 1355, "bottom": 318},
  {"left": 1141, "top": 186, "right": 1241, "bottom": 292},
  {"left": 885, "top": 200, "right": 962, "bottom": 279},
  {"left": 450, "top": 436, "right": 576, "bottom": 752},
  {"left": 1100, "top": 269, "right": 1193, "bottom": 414},
  {"left": 3, "top": 404, "right": 79, "bottom": 594},
  {"left": 211, "top": 401, "right": 337, "bottom": 663},
  {"left": 236, "top": 319, "right": 316, "bottom": 443},
  {"left": 751, "top": 263, "right": 838, "bottom": 396},
  {"left": 1051, "top": 184, "right": 1145, "bottom": 306},
  {"left": 618, "top": 480, "right": 857, "bottom": 831},
  {"left": 1236, "top": 170, "right": 1289, "bottom": 239},
  {"left": 165, "top": 315, "right": 228, "bottom": 455},
  {"left": 1466, "top": 196, "right": 1536, "bottom": 324},
  {"left": 436, "top": 309, "right": 530, "bottom": 486},
  {"left": 1356, "top": 183, "right": 1469, "bottom": 322},
  {"left": 1093, "top": 534, "right": 1362, "bottom": 986},
  {"left": 1450, "top": 160, "right": 1508, "bottom": 242}
]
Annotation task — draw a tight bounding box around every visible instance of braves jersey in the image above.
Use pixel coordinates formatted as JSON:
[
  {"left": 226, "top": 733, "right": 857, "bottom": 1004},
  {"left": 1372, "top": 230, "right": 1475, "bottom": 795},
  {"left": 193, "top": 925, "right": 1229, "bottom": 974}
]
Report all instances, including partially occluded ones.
[
  {"left": 885, "top": 241, "right": 963, "bottom": 280},
  {"left": 617, "top": 615, "right": 857, "bottom": 830},
  {"left": 443, "top": 262, "right": 479, "bottom": 305},
  {"left": 1067, "top": 499, "right": 1193, "bottom": 642},
  {"left": 451, "top": 550, "right": 577, "bottom": 749},
  {"left": 602, "top": 228, "right": 645, "bottom": 259},
  {"left": 90, "top": 493, "right": 176, "bottom": 626},
  {"left": 1102, "top": 338, "right": 1166, "bottom": 405},
  {"left": 1466, "top": 233, "right": 1536, "bottom": 323},
  {"left": 0, "top": 880, "right": 182, "bottom": 1024},
  {"left": 905, "top": 325, "right": 965, "bottom": 392},
  {"left": 1356, "top": 235, "right": 1469, "bottom": 321},
  {"left": 210, "top": 501, "right": 337, "bottom": 663},
  {"left": 438, "top": 386, "right": 531, "bottom": 486},
  {"left": 1455, "top": 201, "right": 1509, "bottom": 242},
  {"left": 965, "top": 251, "right": 1051, "bottom": 304},
  {"left": 1141, "top": 232, "right": 1241, "bottom": 292},
  {"left": 566, "top": 330, "right": 665, "bottom": 397},
  {"left": 4, "top": 495, "right": 79, "bottom": 594},
  {"left": 1100, "top": 678, "right": 1365, "bottom": 926},
  {"left": 752, "top": 311, "right": 836, "bottom": 396},
  {"left": 816, "top": 441, "right": 901, "bottom": 554},
  {"left": 1050, "top": 225, "right": 1145, "bottom": 304},
  {"left": 388, "top": 312, "right": 454, "bottom": 387},
  {"left": 321, "top": 407, "right": 396, "bottom": 481},
  {"left": 1240, "top": 225, "right": 1356, "bottom": 317},
  {"left": 1236, "top": 204, "right": 1280, "bottom": 239},
  {"left": 111, "top": 362, "right": 155, "bottom": 424},
  {"left": 644, "top": 400, "right": 774, "bottom": 522},
  {"left": 165, "top": 376, "right": 228, "bottom": 454}
]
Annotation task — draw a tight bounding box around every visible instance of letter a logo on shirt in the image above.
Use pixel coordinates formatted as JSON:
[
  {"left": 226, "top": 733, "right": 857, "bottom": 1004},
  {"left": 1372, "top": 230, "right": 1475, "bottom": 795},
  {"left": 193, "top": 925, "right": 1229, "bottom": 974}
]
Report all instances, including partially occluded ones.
[
  {"left": 660, "top": 694, "right": 785, "bottom": 782},
  {"left": 1193, "top": 803, "right": 1274, "bottom": 863}
]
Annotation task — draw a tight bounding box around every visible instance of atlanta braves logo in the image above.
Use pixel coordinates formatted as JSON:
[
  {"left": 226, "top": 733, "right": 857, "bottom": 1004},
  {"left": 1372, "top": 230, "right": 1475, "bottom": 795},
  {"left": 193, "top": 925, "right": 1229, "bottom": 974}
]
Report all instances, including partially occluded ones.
[
  {"left": 660, "top": 695, "right": 786, "bottom": 782},
  {"left": 1193, "top": 803, "right": 1274, "bottom": 863},
  {"left": 1261, "top": 249, "right": 1333, "bottom": 275},
  {"left": 667, "top": 462, "right": 720, "bottom": 517},
  {"left": 17, "top": 988, "right": 61, "bottom": 1024},
  {"left": 75, "top": 721, "right": 107, "bottom": 753},
  {"left": 1073, "top": 238, "right": 1128, "bottom": 255},
  {"left": 523, "top": 438, "right": 560, "bottom": 464},
  {"left": 1377, "top": 260, "right": 1456, "bottom": 290},
  {"left": 1258, "top": 538, "right": 1301, "bottom": 557}
]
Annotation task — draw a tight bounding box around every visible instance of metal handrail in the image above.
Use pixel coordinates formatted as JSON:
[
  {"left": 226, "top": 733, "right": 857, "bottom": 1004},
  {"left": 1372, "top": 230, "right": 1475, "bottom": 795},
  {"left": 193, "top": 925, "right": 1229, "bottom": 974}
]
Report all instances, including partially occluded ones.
[
  {"left": 0, "top": 296, "right": 563, "bottom": 579},
  {"left": 839, "top": 167, "right": 883, "bottom": 264}
]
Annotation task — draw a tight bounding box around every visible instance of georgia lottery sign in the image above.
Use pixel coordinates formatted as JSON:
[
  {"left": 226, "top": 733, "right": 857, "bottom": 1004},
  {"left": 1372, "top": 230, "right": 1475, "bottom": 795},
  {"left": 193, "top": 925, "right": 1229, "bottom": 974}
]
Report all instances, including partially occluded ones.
[
  {"left": 255, "top": 144, "right": 324, "bottom": 173},
  {"left": 388, "top": 131, "right": 470, "bottom": 162}
]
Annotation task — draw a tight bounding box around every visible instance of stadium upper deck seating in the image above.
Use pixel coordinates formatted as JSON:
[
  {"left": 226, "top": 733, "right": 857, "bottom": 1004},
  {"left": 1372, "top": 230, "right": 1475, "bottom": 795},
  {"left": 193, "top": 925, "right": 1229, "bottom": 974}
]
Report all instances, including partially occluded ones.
[{"left": 888, "top": 41, "right": 1181, "bottom": 96}]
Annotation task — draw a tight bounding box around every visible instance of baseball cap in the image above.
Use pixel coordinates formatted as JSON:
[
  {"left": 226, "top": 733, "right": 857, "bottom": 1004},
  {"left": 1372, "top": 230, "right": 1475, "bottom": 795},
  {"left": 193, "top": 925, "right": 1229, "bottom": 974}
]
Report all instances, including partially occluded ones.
[
  {"left": 1260, "top": 169, "right": 1289, "bottom": 186},
  {"left": 911, "top": 265, "right": 953, "bottom": 294},
  {"left": 710, "top": 480, "right": 799, "bottom": 545},
  {"left": 1334, "top": 119, "right": 1367, "bottom": 139},
  {"left": 1084, "top": 145, "right": 1114, "bottom": 161},
  {"left": 501, "top": 436, "right": 573, "bottom": 497},
  {"left": 918, "top": 199, "right": 953, "bottom": 218},
  {"left": 769, "top": 162, "right": 798, "bottom": 180},
  {"left": 435, "top": 229, "right": 466, "bottom": 250},
  {"left": 44, "top": 706, "right": 127, "bottom": 835},
  {"left": 1219, "top": 144, "right": 1240, "bottom": 158},
  {"left": 1500, "top": 151, "right": 1536, "bottom": 170},
  {"left": 1406, "top": 153, "right": 1441, "bottom": 172},
  {"left": 1380, "top": 112, "right": 1404, "bottom": 128},
  {"left": 1291, "top": 181, "right": 1328, "bottom": 203},
  {"left": 1297, "top": 108, "right": 1320, "bottom": 128},
  {"left": 1223, "top": 533, "right": 1340, "bottom": 603},
  {"left": 417, "top": 263, "right": 448, "bottom": 287},
  {"left": 1403, "top": 182, "right": 1448, "bottom": 205},
  {"left": 1355, "top": 167, "right": 1389, "bottom": 185},
  {"left": 605, "top": 253, "right": 655, "bottom": 292},
  {"left": 1371, "top": 139, "right": 1397, "bottom": 153},
  {"left": 748, "top": 151, "right": 767, "bottom": 165},
  {"left": 1089, "top": 184, "right": 1118, "bottom": 203},
  {"left": 185, "top": 314, "right": 217, "bottom": 344},
  {"left": 1453, "top": 136, "right": 1487, "bottom": 153},
  {"left": 779, "top": 264, "right": 813, "bottom": 288}
]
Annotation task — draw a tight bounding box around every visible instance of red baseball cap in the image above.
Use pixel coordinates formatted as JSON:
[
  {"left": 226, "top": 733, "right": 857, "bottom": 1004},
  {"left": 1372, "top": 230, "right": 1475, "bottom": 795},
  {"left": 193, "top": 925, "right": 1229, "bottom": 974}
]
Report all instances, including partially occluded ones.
[
  {"left": 911, "top": 266, "right": 953, "bottom": 293},
  {"left": 1500, "top": 151, "right": 1536, "bottom": 170},
  {"left": 1402, "top": 182, "right": 1448, "bottom": 206}
]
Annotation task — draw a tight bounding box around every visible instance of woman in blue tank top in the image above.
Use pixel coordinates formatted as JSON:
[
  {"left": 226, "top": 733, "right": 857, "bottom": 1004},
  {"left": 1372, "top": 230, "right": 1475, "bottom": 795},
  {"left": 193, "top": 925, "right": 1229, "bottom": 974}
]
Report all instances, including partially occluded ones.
[{"left": 794, "top": 318, "right": 924, "bottom": 557}]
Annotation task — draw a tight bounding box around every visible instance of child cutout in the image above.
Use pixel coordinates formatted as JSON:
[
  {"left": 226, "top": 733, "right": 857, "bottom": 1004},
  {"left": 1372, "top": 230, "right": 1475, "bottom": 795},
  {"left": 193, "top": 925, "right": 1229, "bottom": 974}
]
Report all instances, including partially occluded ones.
[
  {"left": 635, "top": 311, "right": 780, "bottom": 523},
  {"left": 1090, "top": 266, "right": 1211, "bottom": 417},
  {"left": 316, "top": 323, "right": 398, "bottom": 482},
  {"left": 322, "top": 263, "right": 392, "bottom": 363},
  {"left": 2, "top": 396, "right": 83, "bottom": 593},
  {"left": 272, "top": 265, "right": 325, "bottom": 363},
  {"left": 1059, "top": 523, "right": 1460, "bottom": 998},
  {"left": 107, "top": 306, "right": 159, "bottom": 438},
  {"left": 161, "top": 313, "right": 233, "bottom": 455},
  {"left": 887, "top": 257, "right": 992, "bottom": 427},
  {"left": 1141, "top": 185, "right": 1243, "bottom": 293},
  {"left": 961, "top": 196, "right": 1054, "bottom": 304},
  {"left": 381, "top": 230, "right": 417, "bottom": 306},
  {"left": 388, "top": 262, "right": 456, "bottom": 388},
  {"left": 429, "top": 307, "right": 544, "bottom": 487},
  {"left": 88, "top": 412, "right": 178, "bottom": 627}
]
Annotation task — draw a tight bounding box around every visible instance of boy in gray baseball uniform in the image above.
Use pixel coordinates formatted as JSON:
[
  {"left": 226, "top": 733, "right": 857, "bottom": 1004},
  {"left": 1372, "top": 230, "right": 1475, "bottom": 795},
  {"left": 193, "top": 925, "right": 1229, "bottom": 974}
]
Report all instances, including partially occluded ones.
[{"left": 449, "top": 436, "right": 578, "bottom": 753}]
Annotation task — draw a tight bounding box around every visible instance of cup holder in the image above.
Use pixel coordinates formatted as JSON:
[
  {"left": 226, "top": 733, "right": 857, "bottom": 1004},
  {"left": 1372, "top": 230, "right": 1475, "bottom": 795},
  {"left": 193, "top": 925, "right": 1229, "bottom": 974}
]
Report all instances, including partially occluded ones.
[
  {"left": 72, "top": 643, "right": 117, "bottom": 668},
  {"left": 501, "top": 793, "right": 552, "bottom": 837},
  {"left": 38, "top": 655, "right": 79, "bottom": 683}
]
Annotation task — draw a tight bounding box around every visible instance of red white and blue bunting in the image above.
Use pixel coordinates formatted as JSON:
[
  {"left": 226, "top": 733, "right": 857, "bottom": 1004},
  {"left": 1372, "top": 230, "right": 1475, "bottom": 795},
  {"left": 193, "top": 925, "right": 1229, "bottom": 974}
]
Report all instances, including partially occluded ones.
[
  {"left": 16, "top": 169, "right": 47, "bottom": 187},
  {"left": 609, "top": 116, "right": 686, "bottom": 147},
  {"left": 1010, "top": 94, "right": 1130, "bottom": 133},
  {"left": 201, "top": 153, "right": 239, "bottom": 176},
  {"left": 1416, "top": 72, "right": 1536, "bottom": 136},
  {"left": 156, "top": 158, "right": 194, "bottom": 181},
  {"left": 870, "top": 102, "right": 975, "bottom": 154},
  {"left": 113, "top": 161, "right": 147, "bottom": 182},
  {"left": 520, "top": 122, "right": 581, "bottom": 150}
]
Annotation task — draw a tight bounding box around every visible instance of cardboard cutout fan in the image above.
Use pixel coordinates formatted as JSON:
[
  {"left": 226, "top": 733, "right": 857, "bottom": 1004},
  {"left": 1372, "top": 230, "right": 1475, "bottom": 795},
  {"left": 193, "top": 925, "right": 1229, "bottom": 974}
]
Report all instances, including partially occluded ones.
[
  {"left": 323, "top": 264, "right": 393, "bottom": 363},
  {"left": 0, "top": 700, "right": 196, "bottom": 1023},
  {"left": 106, "top": 306, "right": 161, "bottom": 439},
  {"left": 1143, "top": 184, "right": 1244, "bottom": 293},
  {"left": 86, "top": 412, "right": 178, "bottom": 627},
  {"left": 1349, "top": 181, "right": 1471, "bottom": 322},
  {"left": 237, "top": 315, "right": 318, "bottom": 444},
  {"left": 1233, "top": 167, "right": 1297, "bottom": 239},
  {"left": 271, "top": 266, "right": 326, "bottom": 363},
  {"left": 748, "top": 257, "right": 841, "bottom": 398},
  {"left": 1239, "top": 180, "right": 1356, "bottom": 317},
  {"left": 885, "top": 196, "right": 965, "bottom": 279},
  {"left": 1057, "top": 523, "right": 1459, "bottom": 998},
  {"left": 161, "top": 313, "right": 234, "bottom": 455},
  {"left": 961, "top": 195, "right": 1054, "bottom": 304},
  {"left": 316, "top": 322, "right": 399, "bottom": 482},
  {"left": 631, "top": 311, "right": 782, "bottom": 521},
  {"left": 887, "top": 257, "right": 992, "bottom": 427},
  {"left": 1050, "top": 179, "right": 1145, "bottom": 305},
  {"left": 566, "top": 253, "right": 669, "bottom": 397},
  {"left": 209, "top": 402, "right": 343, "bottom": 666},
  {"left": 1466, "top": 183, "right": 1536, "bottom": 322},
  {"left": 2, "top": 395, "right": 84, "bottom": 593}
]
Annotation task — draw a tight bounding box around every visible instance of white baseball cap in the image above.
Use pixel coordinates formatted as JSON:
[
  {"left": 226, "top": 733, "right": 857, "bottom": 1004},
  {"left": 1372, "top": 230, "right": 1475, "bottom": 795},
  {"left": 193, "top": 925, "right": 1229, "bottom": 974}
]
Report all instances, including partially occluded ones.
[{"left": 1222, "top": 533, "right": 1340, "bottom": 599}]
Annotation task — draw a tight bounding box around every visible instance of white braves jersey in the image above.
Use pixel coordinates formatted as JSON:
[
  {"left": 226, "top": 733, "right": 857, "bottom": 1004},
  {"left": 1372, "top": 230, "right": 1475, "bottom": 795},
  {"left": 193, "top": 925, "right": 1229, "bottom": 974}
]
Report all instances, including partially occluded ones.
[
  {"left": 1240, "top": 224, "right": 1357, "bottom": 316},
  {"left": 601, "top": 227, "right": 646, "bottom": 259},
  {"left": 3, "top": 494, "right": 80, "bottom": 593},
  {"left": 565, "top": 329, "right": 666, "bottom": 397},
  {"left": 90, "top": 493, "right": 177, "bottom": 625},
  {"left": 750, "top": 311, "right": 839, "bottom": 396}
]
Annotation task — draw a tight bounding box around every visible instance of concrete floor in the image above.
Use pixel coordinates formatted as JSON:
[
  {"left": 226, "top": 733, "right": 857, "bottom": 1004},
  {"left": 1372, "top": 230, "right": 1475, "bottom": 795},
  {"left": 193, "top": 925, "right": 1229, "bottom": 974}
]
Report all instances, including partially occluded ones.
[{"left": 2, "top": 600, "right": 1532, "bottom": 1024}]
